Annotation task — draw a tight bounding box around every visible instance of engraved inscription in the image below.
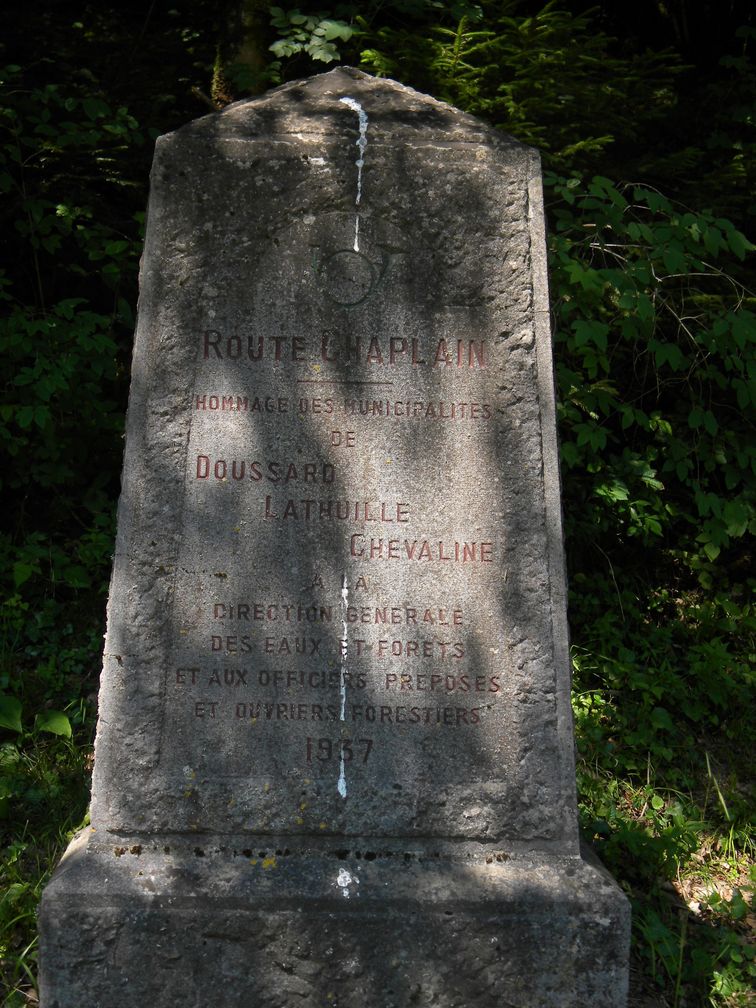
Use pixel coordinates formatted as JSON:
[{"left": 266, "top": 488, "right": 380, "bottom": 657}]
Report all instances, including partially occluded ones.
[{"left": 202, "top": 330, "right": 488, "bottom": 369}]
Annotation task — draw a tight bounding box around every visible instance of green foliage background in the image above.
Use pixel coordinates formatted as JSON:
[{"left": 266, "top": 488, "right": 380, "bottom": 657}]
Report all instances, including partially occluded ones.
[{"left": 1, "top": 2, "right": 753, "bottom": 1005}]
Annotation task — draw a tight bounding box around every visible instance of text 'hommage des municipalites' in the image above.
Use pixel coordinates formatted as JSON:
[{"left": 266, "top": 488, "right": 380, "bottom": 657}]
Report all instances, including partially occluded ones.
[{"left": 201, "top": 331, "right": 489, "bottom": 368}]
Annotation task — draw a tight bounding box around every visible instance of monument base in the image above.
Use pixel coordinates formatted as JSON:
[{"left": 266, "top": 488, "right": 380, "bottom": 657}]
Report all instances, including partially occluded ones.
[{"left": 40, "top": 830, "right": 630, "bottom": 1008}]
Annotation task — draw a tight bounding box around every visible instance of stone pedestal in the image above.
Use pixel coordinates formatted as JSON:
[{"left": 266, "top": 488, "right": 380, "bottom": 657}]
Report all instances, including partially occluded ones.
[{"left": 42, "top": 835, "right": 628, "bottom": 1008}]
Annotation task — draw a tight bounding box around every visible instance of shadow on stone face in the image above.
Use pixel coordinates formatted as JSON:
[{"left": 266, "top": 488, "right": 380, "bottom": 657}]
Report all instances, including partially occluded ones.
[{"left": 38, "top": 67, "right": 629, "bottom": 1008}]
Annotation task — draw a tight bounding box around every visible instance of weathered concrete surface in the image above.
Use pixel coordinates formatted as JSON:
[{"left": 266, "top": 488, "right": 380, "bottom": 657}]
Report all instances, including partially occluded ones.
[
  {"left": 39, "top": 67, "right": 630, "bottom": 1006},
  {"left": 88, "top": 67, "right": 576, "bottom": 845},
  {"left": 41, "top": 834, "right": 628, "bottom": 1008}
]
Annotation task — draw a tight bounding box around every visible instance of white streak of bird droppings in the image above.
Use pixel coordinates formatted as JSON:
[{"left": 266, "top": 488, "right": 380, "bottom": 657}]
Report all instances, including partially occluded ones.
[
  {"left": 337, "top": 573, "right": 349, "bottom": 798},
  {"left": 339, "top": 96, "right": 368, "bottom": 252},
  {"left": 336, "top": 867, "right": 359, "bottom": 899}
]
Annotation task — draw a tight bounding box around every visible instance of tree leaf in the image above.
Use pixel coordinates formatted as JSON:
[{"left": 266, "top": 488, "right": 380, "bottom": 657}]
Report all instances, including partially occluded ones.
[
  {"left": 650, "top": 707, "right": 673, "bottom": 731},
  {"left": 318, "top": 19, "right": 353, "bottom": 43},
  {"left": 13, "top": 561, "right": 36, "bottom": 588},
  {"left": 35, "top": 710, "right": 72, "bottom": 738},
  {"left": 0, "top": 696, "right": 23, "bottom": 733}
]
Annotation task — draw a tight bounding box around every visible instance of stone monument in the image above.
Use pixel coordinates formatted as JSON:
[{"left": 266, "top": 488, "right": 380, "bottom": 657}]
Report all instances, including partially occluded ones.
[{"left": 39, "top": 67, "right": 630, "bottom": 1007}]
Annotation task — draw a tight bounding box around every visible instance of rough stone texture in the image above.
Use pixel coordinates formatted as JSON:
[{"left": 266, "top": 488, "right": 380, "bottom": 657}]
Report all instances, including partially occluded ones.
[
  {"left": 39, "top": 67, "right": 629, "bottom": 1006},
  {"left": 93, "top": 68, "right": 572, "bottom": 846},
  {"left": 41, "top": 836, "right": 627, "bottom": 1008}
]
